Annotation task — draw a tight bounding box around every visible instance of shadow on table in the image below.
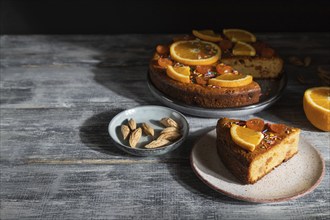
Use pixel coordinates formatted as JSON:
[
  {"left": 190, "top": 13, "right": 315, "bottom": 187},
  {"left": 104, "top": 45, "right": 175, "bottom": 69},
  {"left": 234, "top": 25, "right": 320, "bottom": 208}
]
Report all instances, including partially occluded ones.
[
  {"left": 79, "top": 109, "right": 128, "bottom": 156},
  {"left": 87, "top": 35, "right": 169, "bottom": 105},
  {"left": 91, "top": 63, "right": 153, "bottom": 105},
  {"left": 43, "top": 35, "right": 165, "bottom": 106},
  {"left": 166, "top": 127, "right": 253, "bottom": 205}
]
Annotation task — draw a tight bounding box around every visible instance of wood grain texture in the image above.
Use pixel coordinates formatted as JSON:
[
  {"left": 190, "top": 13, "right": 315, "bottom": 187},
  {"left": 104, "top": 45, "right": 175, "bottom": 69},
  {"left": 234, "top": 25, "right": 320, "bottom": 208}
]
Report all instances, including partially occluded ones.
[{"left": 1, "top": 34, "right": 329, "bottom": 220}]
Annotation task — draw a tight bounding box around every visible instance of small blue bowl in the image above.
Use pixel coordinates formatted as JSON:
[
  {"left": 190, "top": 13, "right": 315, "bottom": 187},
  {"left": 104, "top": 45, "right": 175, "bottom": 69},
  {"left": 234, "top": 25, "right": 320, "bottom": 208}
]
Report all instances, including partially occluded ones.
[{"left": 108, "top": 105, "right": 189, "bottom": 156}]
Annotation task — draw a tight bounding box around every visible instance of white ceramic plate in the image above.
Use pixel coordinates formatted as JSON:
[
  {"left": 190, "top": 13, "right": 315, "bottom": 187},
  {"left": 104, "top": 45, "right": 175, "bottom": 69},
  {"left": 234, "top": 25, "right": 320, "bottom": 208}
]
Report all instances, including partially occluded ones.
[
  {"left": 147, "top": 73, "right": 287, "bottom": 118},
  {"left": 190, "top": 129, "right": 325, "bottom": 203}
]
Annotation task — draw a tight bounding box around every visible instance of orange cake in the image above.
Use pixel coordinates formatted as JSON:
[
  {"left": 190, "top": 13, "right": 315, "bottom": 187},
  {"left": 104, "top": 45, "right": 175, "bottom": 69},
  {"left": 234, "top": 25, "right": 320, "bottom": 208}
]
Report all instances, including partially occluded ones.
[
  {"left": 149, "top": 28, "right": 283, "bottom": 108},
  {"left": 216, "top": 118, "right": 300, "bottom": 184},
  {"left": 149, "top": 34, "right": 263, "bottom": 108}
]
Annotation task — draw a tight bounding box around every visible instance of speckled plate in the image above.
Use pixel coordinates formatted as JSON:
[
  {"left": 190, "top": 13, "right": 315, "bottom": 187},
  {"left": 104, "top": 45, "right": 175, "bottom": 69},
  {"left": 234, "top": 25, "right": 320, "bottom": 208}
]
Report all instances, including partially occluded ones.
[
  {"left": 108, "top": 105, "right": 189, "bottom": 156},
  {"left": 190, "top": 129, "right": 325, "bottom": 203},
  {"left": 147, "top": 73, "right": 287, "bottom": 118}
]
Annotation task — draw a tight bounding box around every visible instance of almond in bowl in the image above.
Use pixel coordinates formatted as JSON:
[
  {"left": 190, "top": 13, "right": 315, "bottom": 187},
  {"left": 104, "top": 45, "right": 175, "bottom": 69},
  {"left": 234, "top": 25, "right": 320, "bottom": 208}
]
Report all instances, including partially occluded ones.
[{"left": 108, "top": 106, "right": 189, "bottom": 156}]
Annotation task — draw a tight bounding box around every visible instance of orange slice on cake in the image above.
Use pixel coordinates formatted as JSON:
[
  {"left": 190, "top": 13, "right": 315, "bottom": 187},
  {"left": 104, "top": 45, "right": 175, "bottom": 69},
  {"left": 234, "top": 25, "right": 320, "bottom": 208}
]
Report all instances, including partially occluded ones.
[
  {"left": 170, "top": 40, "right": 221, "bottom": 66},
  {"left": 303, "top": 87, "right": 330, "bottom": 131},
  {"left": 232, "top": 41, "right": 256, "bottom": 56},
  {"left": 208, "top": 73, "right": 253, "bottom": 87},
  {"left": 230, "top": 124, "right": 264, "bottom": 152},
  {"left": 166, "top": 65, "right": 191, "bottom": 83},
  {"left": 192, "top": 29, "right": 222, "bottom": 42},
  {"left": 223, "top": 29, "right": 256, "bottom": 43}
]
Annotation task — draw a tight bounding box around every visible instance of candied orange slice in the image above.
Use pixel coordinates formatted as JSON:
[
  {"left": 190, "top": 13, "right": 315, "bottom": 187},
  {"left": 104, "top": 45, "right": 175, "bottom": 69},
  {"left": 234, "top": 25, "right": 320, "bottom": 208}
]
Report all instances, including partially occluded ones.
[
  {"left": 170, "top": 40, "right": 221, "bottom": 66},
  {"left": 232, "top": 41, "right": 256, "bottom": 56},
  {"left": 192, "top": 29, "right": 222, "bottom": 42},
  {"left": 303, "top": 87, "right": 330, "bottom": 131},
  {"left": 158, "top": 58, "right": 173, "bottom": 68},
  {"left": 223, "top": 28, "right": 256, "bottom": 43},
  {"left": 195, "top": 65, "right": 213, "bottom": 74},
  {"left": 216, "top": 63, "right": 233, "bottom": 74},
  {"left": 246, "top": 118, "right": 265, "bottom": 132},
  {"left": 166, "top": 65, "right": 191, "bottom": 83},
  {"left": 156, "top": 45, "right": 169, "bottom": 55},
  {"left": 230, "top": 124, "right": 264, "bottom": 152},
  {"left": 269, "top": 124, "right": 287, "bottom": 134},
  {"left": 208, "top": 73, "right": 253, "bottom": 87}
]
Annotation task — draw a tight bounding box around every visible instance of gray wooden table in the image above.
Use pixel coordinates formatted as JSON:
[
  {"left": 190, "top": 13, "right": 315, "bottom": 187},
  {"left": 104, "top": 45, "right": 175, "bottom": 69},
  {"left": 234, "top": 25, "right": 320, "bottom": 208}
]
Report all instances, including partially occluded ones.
[{"left": 1, "top": 34, "right": 329, "bottom": 219}]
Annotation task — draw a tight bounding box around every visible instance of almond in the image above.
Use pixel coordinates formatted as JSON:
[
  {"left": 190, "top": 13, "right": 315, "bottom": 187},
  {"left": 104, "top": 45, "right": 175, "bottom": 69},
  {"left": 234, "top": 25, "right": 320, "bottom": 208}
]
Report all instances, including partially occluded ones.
[
  {"left": 160, "top": 127, "right": 179, "bottom": 134},
  {"left": 128, "top": 118, "right": 137, "bottom": 130},
  {"left": 157, "top": 131, "right": 181, "bottom": 141},
  {"left": 129, "top": 128, "right": 142, "bottom": 148},
  {"left": 121, "top": 125, "right": 130, "bottom": 140},
  {"left": 160, "top": 117, "right": 179, "bottom": 128},
  {"left": 141, "top": 123, "right": 154, "bottom": 136},
  {"left": 145, "top": 139, "right": 171, "bottom": 149}
]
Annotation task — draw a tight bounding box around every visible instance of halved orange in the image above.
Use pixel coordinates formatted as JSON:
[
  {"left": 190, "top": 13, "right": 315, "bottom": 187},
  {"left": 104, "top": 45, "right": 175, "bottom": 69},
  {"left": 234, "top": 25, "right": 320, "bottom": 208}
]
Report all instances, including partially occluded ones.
[
  {"left": 192, "top": 29, "right": 222, "bottom": 42},
  {"left": 170, "top": 40, "right": 221, "bottom": 66},
  {"left": 230, "top": 124, "right": 264, "bottom": 152},
  {"left": 223, "top": 29, "right": 256, "bottom": 43},
  {"left": 166, "top": 65, "right": 191, "bottom": 83},
  {"left": 208, "top": 73, "right": 253, "bottom": 87},
  {"left": 232, "top": 41, "right": 256, "bottom": 56},
  {"left": 303, "top": 87, "right": 330, "bottom": 131}
]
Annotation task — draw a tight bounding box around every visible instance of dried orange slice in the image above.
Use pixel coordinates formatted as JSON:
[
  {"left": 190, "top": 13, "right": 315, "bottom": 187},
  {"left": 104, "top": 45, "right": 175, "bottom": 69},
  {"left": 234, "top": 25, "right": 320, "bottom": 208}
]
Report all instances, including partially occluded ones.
[
  {"left": 230, "top": 124, "right": 264, "bottom": 152},
  {"left": 208, "top": 73, "right": 253, "bottom": 87},
  {"left": 303, "top": 87, "right": 330, "bottom": 131},
  {"left": 170, "top": 40, "right": 221, "bottom": 66},
  {"left": 158, "top": 57, "right": 173, "bottom": 68},
  {"left": 246, "top": 118, "right": 265, "bottom": 132},
  {"left": 216, "top": 63, "right": 233, "bottom": 74},
  {"left": 192, "top": 29, "right": 222, "bottom": 42},
  {"left": 232, "top": 41, "right": 256, "bottom": 56},
  {"left": 269, "top": 124, "right": 287, "bottom": 134},
  {"left": 223, "top": 29, "right": 256, "bottom": 43},
  {"left": 166, "top": 65, "right": 191, "bottom": 83}
]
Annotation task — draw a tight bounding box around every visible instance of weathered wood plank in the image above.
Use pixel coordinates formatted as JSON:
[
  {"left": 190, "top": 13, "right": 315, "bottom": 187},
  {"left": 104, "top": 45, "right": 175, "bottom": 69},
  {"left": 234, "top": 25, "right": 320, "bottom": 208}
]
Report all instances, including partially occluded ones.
[{"left": 0, "top": 34, "right": 329, "bottom": 219}]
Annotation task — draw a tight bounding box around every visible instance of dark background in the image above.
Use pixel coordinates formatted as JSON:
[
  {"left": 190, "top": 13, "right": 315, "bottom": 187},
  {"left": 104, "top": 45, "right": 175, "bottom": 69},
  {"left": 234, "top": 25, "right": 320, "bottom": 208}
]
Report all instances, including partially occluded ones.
[{"left": 1, "top": 0, "right": 330, "bottom": 34}]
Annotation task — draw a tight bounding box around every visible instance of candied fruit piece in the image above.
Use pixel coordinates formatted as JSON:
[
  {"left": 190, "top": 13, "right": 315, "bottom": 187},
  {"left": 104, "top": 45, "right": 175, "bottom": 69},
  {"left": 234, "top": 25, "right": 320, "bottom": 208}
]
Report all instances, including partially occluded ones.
[
  {"left": 158, "top": 58, "right": 173, "bottom": 68},
  {"left": 269, "top": 123, "right": 287, "bottom": 134},
  {"left": 246, "top": 118, "right": 265, "bottom": 132}
]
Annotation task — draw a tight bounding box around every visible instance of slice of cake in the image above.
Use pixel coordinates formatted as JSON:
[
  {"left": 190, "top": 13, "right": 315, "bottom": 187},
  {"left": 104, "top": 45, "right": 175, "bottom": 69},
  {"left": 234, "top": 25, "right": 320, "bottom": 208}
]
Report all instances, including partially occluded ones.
[{"left": 216, "top": 118, "right": 300, "bottom": 184}]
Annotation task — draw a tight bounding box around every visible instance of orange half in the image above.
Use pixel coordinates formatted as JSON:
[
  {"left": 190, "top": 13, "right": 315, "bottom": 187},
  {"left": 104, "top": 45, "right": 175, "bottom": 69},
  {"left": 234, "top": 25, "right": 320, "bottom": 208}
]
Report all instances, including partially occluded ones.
[{"left": 303, "top": 87, "right": 330, "bottom": 131}]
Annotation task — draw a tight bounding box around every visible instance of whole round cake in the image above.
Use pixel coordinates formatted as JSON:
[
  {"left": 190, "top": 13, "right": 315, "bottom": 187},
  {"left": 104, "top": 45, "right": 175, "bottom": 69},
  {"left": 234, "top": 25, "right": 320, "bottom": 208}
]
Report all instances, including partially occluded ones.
[{"left": 148, "top": 29, "right": 283, "bottom": 108}]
